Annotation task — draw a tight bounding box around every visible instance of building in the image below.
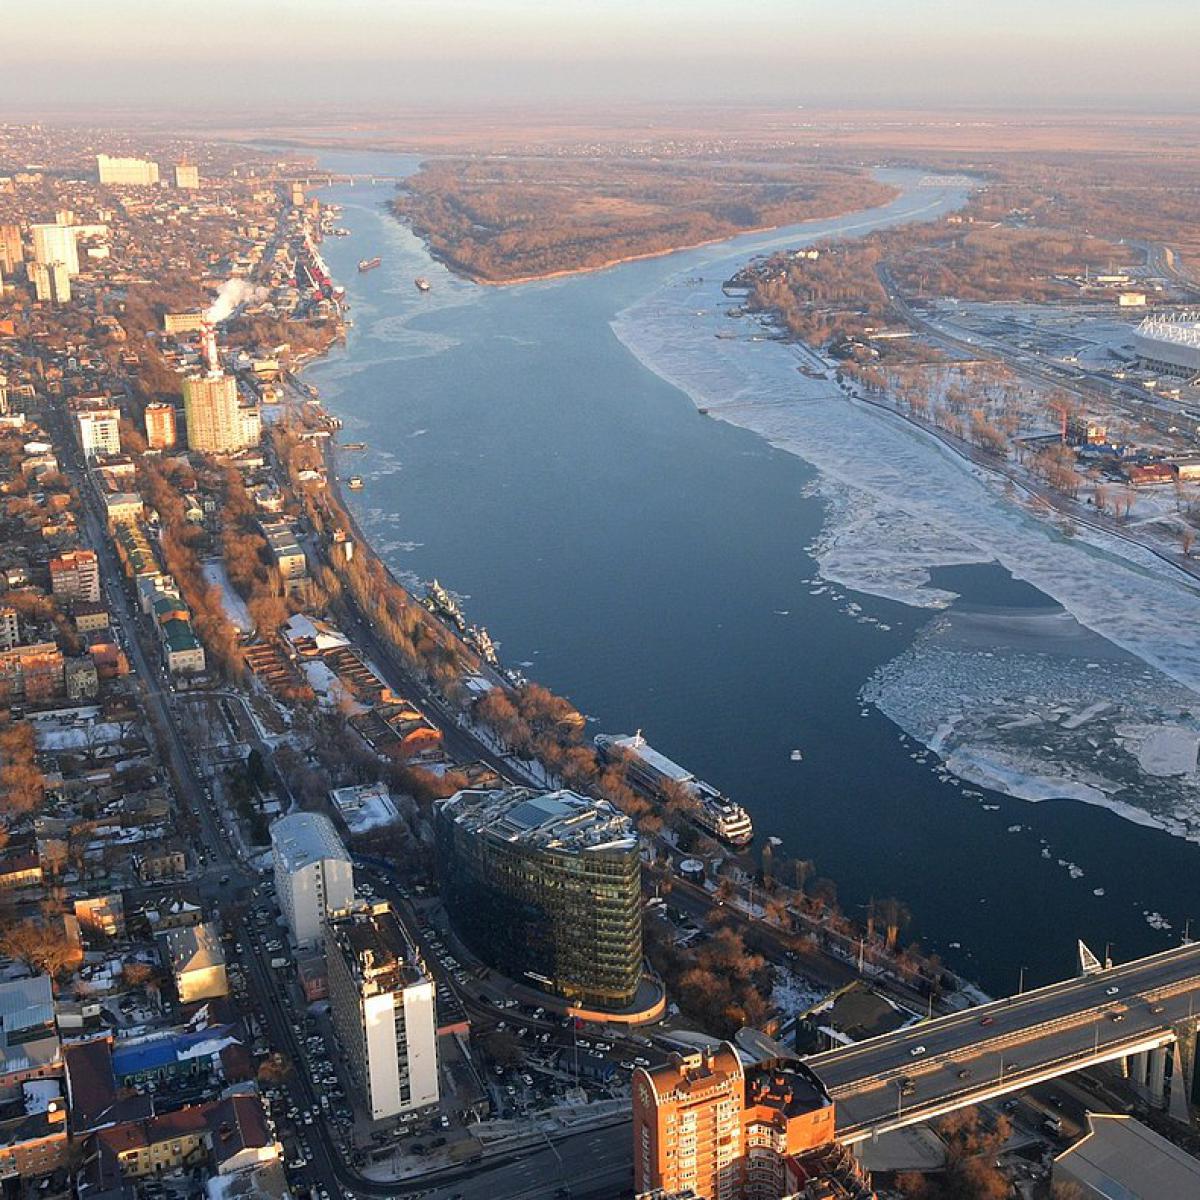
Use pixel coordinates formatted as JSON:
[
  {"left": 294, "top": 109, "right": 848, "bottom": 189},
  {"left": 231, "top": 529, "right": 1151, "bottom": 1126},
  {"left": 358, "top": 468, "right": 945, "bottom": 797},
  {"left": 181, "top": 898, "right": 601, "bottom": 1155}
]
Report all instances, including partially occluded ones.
[
  {"left": 174, "top": 163, "right": 200, "bottom": 189},
  {"left": 74, "top": 405, "right": 121, "bottom": 458},
  {"left": 633, "top": 1048, "right": 846, "bottom": 1200},
  {"left": 50, "top": 549, "right": 101, "bottom": 603},
  {"left": 0, "top": 976, "right": 62, "bottom": 1090},
  {"left": 96, "top": 155, "right": 160, "bottom": 187},
  {"left": 435, "top": 787, "right": 643, "bottom": 1010},
  {"left": 0, "top": 607, "right": 18, "bottom": 651},
  {"left": 163, "top": 311, "right": 206, "bottom": 334},
  {"left": 162, "top": 921, "right": 228, "bottom": 1004},
  {"left": 30, "top": 223, "right": 78, "bottom": 276},
  {"left": 1053, "top": 1112, "right": 1200, "bottom": 1198},
  {"left": 259, "top": 519, "right": 308, "bottom": 594},
  {"left": 0, "top": 224, "right": 22, "bottom": 273},
  {"left": 181, "top": 364, "right": 260, "bottom": 456},
  {"left": 144, "top": 401, "right": 177, "bottom": 449},
  {"left": 324, "top": 901, "right": 439, "bottom": 1120},
  {"left": 270, "top": 811, "right": 354, "bottom": 949},
  {"left": 102, "top": 491, "right": 144, "bottom": 528},
  {"left": 65, "top": 655, "right": 100, "bottom": 700},
  {"left": 30, "top": 260, "right": 70, "bottom": 303},
  {"left": 0, "top": 642, "right": 64, "bottom": 704},
  {"left": 1134, "top": 312, "right": 1200, "bottom": 380},
  {"left": 0, "top": 1101, "right": 68, "bottom": 1180},
  {"left": 1065, "top": 414, "right": 1108, "bottom": 447}
]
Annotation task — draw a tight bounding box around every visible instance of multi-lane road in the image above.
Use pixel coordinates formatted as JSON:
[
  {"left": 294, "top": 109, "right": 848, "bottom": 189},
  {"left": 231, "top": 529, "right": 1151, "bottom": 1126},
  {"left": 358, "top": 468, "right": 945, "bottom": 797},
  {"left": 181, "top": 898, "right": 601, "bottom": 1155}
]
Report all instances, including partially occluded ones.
[{"left": 810, "top": 941, "right": 1200, "bottom": 1141}]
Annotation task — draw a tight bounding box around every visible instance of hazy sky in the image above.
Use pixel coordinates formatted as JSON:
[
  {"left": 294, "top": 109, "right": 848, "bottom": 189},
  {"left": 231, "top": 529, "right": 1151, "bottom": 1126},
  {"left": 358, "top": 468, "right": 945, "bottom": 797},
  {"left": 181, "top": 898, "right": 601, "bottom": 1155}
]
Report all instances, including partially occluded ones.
[{"left": 9, "top": 0, "right": 1200, "bottom": 110}]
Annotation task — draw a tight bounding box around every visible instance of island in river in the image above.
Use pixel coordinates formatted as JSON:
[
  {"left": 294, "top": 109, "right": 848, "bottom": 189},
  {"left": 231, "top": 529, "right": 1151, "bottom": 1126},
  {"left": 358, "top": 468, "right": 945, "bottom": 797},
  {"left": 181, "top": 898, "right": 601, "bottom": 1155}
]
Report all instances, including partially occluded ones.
[{"left": 391, "top": 156, "right": 898, "bottom": 284}]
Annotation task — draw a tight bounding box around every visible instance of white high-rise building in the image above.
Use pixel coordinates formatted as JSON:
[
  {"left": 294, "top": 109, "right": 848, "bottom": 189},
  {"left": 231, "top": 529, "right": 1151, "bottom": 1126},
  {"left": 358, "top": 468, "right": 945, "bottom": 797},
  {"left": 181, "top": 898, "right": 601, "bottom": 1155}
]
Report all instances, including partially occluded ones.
[
  {"left": 271, "top": 812, "right": 354, "bottom": 949},
  {"left": 30, "top": 261, "right": 71, "bottom": 304},
  {"left": 325, "top": 902, "right": 439, "bottom": 1120},
  {"left": 97, "top": 155, "right": 160, "bottom": 186},
  {"left": 31, "top": 224, "right": 79, "bottom": 277},
  {"left": 73, "top": 406, "right": 121, "bottom": 458},
  {"left": 174, "top": 163, "right": 200, "bottom": 189}
]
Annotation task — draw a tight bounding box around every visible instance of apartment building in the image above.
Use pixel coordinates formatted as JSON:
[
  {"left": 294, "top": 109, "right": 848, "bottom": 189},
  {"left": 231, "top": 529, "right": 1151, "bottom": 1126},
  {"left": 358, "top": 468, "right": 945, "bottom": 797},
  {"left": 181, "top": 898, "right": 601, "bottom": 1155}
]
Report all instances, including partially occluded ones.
[{"left": 324, "top": 902, "right": 439, "bottom": 1120}]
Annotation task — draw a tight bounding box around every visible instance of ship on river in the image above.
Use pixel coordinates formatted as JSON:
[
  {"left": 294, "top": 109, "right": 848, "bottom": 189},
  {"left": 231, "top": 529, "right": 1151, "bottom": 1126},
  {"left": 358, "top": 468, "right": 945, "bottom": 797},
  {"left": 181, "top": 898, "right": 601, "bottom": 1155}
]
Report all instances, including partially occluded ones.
[
  {"left": 358, "top": 256, "right": 382, "bottom": 273},
  {"left": 424, "top": 580, "right": 466, "bottom": 631},
  {"left": 595, "top": 731, "right": 754, "bottom": 847}
]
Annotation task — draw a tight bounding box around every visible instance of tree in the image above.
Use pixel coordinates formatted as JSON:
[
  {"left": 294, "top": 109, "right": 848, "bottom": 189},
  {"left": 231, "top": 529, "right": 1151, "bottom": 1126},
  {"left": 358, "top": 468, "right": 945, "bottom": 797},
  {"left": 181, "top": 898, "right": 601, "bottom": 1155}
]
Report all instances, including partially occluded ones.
[{"left": 1, "top": 919, "right": 78, "bottom": 979}]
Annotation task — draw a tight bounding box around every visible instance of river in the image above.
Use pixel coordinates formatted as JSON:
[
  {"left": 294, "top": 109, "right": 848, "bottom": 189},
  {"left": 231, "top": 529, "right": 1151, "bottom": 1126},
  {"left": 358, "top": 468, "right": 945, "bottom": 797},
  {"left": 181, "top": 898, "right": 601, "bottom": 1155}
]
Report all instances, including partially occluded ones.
[{"left": 301, "top": 148, "right": 1200, "bottom": 995}]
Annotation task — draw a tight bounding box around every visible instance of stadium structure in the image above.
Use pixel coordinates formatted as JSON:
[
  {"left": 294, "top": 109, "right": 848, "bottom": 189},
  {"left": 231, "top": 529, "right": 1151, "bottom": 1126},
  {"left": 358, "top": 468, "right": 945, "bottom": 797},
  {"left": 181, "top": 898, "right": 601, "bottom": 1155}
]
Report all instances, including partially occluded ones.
[{"left": 1134, "top": 311, "right": 1200, "bottom": 381}]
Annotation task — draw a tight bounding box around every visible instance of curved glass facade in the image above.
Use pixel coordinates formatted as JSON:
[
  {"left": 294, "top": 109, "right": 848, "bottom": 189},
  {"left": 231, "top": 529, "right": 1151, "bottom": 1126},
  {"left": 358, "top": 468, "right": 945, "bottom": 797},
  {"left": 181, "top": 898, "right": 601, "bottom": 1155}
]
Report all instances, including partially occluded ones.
[{"left": 435, "top": 788, "right": 643, "bottom": 1010}]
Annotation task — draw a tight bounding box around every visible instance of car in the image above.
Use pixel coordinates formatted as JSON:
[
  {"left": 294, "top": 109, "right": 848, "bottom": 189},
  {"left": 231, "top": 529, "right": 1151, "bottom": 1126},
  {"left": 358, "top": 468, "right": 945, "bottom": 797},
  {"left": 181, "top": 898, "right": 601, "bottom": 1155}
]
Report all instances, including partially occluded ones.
[
  {"left": 620, "top": 1061, "right": 635, "bottom": 1071},
  {"left": 1106, "top": 986, "right": 1119, "bottom": 996},
  {"left": 979, "top": 1015, "right": 994, "bottom": 1026},
  {"left": 956, "top": 1068, "right": 970, "bottom": 1079},
  {"left": 899, "top": 1078, "right": 915, "bottom": 1096},
  {"left": 910, "top": 1045, "right": 927, "bottom": 1058},
  {"left": 1111, "top": 1012, "right": 1125, "bottom": 1022},
  {"left": 521, "top": 1074, "right": 534, "bottom": 1086},
  {"left": 1150, "top": 1004, "right": 1166, "bottom": 1014},
  {"left": 439, "top": 1115, "right": 450, "bottom": 1128},
  {"left": 634, "top": 1057, "right": 650, "bottom": 1067}
]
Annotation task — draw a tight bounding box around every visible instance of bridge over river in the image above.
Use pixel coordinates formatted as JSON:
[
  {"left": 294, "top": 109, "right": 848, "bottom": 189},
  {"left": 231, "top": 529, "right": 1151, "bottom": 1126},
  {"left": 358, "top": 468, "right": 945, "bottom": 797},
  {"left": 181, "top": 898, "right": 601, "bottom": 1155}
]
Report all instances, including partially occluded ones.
[{"left": 808, "top": 941, "right": 1200, "bottom": 1143}]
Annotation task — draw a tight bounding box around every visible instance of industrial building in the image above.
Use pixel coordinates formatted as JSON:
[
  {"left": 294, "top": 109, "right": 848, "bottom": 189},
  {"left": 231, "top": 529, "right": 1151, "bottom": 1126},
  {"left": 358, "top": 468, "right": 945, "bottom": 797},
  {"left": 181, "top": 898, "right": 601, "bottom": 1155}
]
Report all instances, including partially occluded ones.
[
  {"left": 435, "top": 787, "right": 643, "bottom": 1010},
  {"left": 271, "top": 811, "right": 354, "bottom": 949},
  {"left": 324, "top": 902, "right": 439, "bottom": 1121}
]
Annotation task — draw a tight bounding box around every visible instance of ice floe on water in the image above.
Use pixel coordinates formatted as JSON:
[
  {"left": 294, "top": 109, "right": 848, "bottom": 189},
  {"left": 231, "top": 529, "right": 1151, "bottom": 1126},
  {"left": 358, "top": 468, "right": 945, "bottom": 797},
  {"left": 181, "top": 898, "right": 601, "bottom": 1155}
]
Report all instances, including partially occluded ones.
[
  {"left": 612, "top": 229, "right": 1200, "bottom": 841},
  {"left": 862, "top": 604, "right": 1200, "bottom": 840}
]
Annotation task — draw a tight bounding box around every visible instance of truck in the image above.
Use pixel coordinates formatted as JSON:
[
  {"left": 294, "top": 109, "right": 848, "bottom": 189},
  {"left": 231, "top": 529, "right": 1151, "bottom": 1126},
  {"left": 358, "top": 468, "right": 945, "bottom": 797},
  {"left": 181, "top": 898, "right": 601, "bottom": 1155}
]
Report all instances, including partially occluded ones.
[
  {"left": 1042, "top": 1115, "right": 1063, "bottom": 1136},
  {"left": 270, "top": 956, "right": 289, "bottom": 969}
]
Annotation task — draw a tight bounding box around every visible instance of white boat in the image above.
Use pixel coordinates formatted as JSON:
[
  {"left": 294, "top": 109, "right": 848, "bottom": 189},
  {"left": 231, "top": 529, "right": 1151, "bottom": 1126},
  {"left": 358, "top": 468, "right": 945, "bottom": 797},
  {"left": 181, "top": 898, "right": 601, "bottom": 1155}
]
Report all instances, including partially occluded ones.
[{"left": 595, "top": 731, "right": 754, "bottom": 847}]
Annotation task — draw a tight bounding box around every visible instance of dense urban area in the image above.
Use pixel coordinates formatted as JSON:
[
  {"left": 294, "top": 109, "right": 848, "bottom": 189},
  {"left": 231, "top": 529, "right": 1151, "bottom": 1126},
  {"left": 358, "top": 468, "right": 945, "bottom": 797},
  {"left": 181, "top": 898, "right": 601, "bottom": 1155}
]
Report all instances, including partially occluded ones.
[{"left": 0, "top": 117, "right": 1199, "bottom": 1200}]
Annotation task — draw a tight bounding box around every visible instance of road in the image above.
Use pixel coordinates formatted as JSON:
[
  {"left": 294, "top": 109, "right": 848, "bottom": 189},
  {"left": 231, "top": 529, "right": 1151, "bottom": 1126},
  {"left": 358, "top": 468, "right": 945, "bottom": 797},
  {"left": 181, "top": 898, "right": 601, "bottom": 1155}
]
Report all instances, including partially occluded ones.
[{"left": 808, "top": 940, "right": 1200, "bottom": 1141}]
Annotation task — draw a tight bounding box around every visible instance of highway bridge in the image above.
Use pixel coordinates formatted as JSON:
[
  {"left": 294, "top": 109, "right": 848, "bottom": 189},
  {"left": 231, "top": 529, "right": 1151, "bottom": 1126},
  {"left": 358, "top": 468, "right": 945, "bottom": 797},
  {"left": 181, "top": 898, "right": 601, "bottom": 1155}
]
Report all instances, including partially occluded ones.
[{"left": 808, "top": 942, "right": 1200, "bottom": 1143}]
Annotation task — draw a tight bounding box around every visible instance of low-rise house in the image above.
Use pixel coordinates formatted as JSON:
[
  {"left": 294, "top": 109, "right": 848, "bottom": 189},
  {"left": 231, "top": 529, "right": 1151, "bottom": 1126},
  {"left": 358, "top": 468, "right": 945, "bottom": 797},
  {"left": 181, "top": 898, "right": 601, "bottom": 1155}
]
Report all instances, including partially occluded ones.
[
  {"left": 161, "top": 922, "right": 228, "bottom": 1004},
  {"left": 134, "top": 840, "right": 187, "bottom": 883}
]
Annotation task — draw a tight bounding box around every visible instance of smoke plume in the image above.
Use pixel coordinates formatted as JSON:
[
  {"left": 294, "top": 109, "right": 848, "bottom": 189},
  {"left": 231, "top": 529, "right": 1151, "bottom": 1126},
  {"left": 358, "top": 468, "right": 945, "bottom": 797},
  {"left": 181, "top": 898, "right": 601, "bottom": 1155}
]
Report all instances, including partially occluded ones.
[{"left": 205, "top": 278, "right": 267, "bottom": 324}]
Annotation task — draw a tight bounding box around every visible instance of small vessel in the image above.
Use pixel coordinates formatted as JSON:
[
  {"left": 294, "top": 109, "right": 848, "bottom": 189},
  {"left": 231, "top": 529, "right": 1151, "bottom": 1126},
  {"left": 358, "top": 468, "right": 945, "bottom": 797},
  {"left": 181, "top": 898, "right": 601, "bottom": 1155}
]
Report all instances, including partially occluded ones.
[
  {"left": 790, "top": 749, "right": 804, "bottom": 762},
  {"left": 595, "top": 731, "right": 754, "bottom": 847},
  {"left": 467, "top": 624, "right": 500, "bottom": 667},
  {"left": 347, "top": 475, "right": 364, "bottom": 490},
  {"left": 358, "top": 257, "right": 382, "bottom": 272},
  {"left": 415, "top": 277, "right": 432, "bottom": 292},
  {"left": 424, "top": 580, "right": 466, "bottom": 631},
  {"left": 342, "top": 442, "right": 367, "bottom": 451}
]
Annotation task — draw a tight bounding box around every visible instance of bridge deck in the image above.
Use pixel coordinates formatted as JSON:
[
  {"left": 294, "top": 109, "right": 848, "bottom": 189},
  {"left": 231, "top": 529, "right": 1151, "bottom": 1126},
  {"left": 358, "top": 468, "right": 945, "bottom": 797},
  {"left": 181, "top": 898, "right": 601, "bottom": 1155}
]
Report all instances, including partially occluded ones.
[{"left": 806, "top": 942, "right": 1200, "bottom": 1141}]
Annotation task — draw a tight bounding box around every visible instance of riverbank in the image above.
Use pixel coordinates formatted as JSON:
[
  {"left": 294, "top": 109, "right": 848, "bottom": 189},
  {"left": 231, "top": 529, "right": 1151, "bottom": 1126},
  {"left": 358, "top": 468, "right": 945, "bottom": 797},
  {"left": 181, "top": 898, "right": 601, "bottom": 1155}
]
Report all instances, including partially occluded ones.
[{"left": 302, "top": 154, "right": 1200, "bottom": 992}]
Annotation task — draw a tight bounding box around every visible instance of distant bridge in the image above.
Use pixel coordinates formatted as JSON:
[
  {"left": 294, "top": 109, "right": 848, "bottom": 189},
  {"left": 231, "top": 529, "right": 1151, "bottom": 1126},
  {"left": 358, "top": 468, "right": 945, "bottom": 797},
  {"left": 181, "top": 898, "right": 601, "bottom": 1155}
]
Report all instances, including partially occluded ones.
[{"left": 807, "top": 941, "right": 1200, "bottom": 1143}]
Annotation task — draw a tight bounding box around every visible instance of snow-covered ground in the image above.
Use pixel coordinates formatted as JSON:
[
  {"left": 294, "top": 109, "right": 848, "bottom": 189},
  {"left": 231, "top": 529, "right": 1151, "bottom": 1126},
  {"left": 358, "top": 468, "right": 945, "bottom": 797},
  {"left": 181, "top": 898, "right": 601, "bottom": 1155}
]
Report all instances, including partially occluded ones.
[
  {"left": 612, "top": 205, "right": 1200, "bottom": 841},
  {"left": 201, "top": 560, "right": 253, "bottom": 634}
]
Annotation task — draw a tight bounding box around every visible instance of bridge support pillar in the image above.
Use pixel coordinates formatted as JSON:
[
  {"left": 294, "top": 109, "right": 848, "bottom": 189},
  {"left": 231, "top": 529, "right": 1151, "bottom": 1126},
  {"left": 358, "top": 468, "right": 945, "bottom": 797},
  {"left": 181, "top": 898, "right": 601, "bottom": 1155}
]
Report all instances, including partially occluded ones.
[
  {"left": 1127, "top": 1051, "right": 1148, "bottom": 1091},
  {"left": 1149, "top": 1047, "right": 1168, "bottom": 1107}
]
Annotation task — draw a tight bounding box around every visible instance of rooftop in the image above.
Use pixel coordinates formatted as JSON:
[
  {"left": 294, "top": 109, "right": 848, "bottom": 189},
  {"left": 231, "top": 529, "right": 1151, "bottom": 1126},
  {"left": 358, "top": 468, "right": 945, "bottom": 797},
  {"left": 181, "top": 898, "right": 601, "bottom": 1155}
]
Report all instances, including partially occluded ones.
[
  {"left": 439, "top": 787, "right": 638, "bottom": 853},
  {"left": 325, "top": 902, "right": 426, "bottom": 997},
  {"left": 1055, "top": 1112, "right": 1200, "bottom": 1196},
  {"left": 271, "top": 811, "right": 350, "bottom": 872}
]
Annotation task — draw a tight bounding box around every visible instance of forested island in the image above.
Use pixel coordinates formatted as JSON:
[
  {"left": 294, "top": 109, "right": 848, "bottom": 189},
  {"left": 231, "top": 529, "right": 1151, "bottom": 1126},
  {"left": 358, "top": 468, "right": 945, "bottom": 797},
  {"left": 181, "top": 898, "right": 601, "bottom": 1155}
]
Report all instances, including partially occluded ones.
[{"left": 390, "top": 157, "right": 898, "bottom": 283}]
